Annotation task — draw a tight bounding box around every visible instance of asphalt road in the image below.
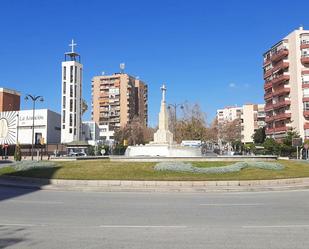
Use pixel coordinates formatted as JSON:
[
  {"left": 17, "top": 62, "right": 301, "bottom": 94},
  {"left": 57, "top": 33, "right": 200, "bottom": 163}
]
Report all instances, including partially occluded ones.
[{"left": 1, "top": 187, "right": 309, "bottom": 249}]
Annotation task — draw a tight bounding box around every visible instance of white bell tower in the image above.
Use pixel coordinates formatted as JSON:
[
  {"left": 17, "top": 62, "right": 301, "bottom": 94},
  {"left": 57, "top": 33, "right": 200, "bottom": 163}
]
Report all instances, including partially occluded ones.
[{"left": 61, "top": 39, "right": 83, "bottom": 143}]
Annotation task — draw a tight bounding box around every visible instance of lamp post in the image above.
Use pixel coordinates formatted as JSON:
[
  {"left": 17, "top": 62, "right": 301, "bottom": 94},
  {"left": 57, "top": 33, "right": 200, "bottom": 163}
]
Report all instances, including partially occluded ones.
[
  {"left": 168, "top": 103, "right": 183, "bottom": 142},
  {"left": 25, "top": 94, "right": 44, "bottom": 160}
]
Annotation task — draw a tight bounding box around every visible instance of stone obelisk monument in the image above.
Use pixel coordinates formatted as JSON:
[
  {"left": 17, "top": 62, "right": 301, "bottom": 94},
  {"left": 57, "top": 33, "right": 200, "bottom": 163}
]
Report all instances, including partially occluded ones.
[{"left": 153, "top": 84, "right": 173, "bottom": 144}]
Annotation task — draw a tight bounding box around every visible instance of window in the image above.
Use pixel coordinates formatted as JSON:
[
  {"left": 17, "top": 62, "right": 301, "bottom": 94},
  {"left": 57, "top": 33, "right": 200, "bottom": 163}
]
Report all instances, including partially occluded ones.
[
  {"left": 75, "top": 66, "right": 77, "bottom": 83},
  {"left": 63, "top": 82, "right": 66, "bottom": 94},
  {"left": 70, "top": 85, "right": 73, "bottom": 97},
  {"left": 69, "top": 114, "right": 73, "bottom": 126},
  {"left": 304, "top": 102, "right": 309, "bottom": 111},
  {"left": 62, "top": 110, "right": 65, "bottom": 123},
  {"left": 70, "top": 66, "right": 73, "bottom": 83},
  {"left": 63, "top": 66, "right": 66, "bottom": 80},
  {"left": 63, "top": 96, "right": 66, "bottom": 108},
  {"left": 74, "top": 128, "right": 76, "bottom": 135},
  {"left": 74, "top": 114, "right": 76, "bottom": 126},
  {"left": 304, "top": 88, "right": 309, "bottom": 98},
  {"left": 69, "top": 128, "right": 72, "bottom": 134},
  {"left": 70, "top": 99, "right": 73, "bottom": 112},
  {"left": 62, "top": 125, "right": 65, "bottom": 129}
]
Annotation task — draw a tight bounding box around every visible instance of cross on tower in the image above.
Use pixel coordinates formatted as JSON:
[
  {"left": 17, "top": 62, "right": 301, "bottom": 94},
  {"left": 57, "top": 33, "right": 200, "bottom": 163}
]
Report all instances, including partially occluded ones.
[{"left": 69, "top": 39, "right": 77, "bottom": 53}]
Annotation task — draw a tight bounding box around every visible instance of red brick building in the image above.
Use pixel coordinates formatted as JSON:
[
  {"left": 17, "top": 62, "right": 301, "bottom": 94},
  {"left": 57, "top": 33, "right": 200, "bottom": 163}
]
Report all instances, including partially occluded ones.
[{"left": 0, "top": 88, "right": 21, "bottom": 111}]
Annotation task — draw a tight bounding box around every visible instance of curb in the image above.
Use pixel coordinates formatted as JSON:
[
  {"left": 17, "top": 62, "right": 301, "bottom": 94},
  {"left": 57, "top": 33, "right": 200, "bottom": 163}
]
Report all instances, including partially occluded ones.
[{"left": 1, "top": 176, "right": 309, "bottom": 193}]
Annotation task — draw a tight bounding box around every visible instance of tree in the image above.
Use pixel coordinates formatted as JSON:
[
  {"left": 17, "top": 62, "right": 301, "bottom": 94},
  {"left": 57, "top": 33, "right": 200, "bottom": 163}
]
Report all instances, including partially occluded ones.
[
  {"left": 14, "top": 143, "right": 22, "bottom": 161},
  {"left": 218, "top": 118, "right": 241, "bottom": 144},
  {"left": 263, "top": 138, "right": 280, "bottom": 155},
  {"left": 177, "top": 103, "right": 208, "bottom": 143},
  {"left": 114, "top": 116, "right": 152, "bottom": 146},
  {"left": 252, "top": 127, "right": 266, "bottom": 144}
]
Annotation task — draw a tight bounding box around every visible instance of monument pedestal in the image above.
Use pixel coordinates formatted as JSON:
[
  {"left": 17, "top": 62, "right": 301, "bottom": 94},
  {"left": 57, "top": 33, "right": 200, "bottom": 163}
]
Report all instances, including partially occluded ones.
[
  {"left": 125, "top": 144, "right": 201, "bottom": 157},
  {"left": 125, "top": 83, "right": 202, "bottom": 158}
]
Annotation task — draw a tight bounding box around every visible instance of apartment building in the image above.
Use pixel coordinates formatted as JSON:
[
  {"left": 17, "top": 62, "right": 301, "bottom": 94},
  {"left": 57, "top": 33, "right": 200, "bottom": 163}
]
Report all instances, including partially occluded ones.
[
  {"left": 216, "top": 106, "right": 242, "bottom": 125},
  {"left": 241, "top": 104, "right": 266, "bottom": 143},
  {"left": 0, "top": 88, "right": 20, "bottom": 111},
  {"left": 92, "top": 73, "right": 148, "bottom": 141},
  {"left": 263, "top": 26, "right": 309, "bottom": 140}
]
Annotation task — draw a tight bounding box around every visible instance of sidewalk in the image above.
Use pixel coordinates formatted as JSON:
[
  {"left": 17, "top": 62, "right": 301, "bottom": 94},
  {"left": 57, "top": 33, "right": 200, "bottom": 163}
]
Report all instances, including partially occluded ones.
[{"left": 1, "top": 175, "right": 309, "bottom": 193}]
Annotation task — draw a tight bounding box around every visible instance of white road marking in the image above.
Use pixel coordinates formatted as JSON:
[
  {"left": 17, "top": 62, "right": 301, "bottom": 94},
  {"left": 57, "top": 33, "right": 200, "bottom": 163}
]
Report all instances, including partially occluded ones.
[
  {"left": 200, "top": 203, "right": 264, "bottom": 206},
  {"left": 243, "top": 225, "right": 309, "bottom": 229},
  {"left": 0, "top": 223, "right": 47, "bottom": 227},
  {"left": 99, "top": 225, "right": 187, "bottom": 228},
  {"left": 7, "top": 200, "right": 63, "bottom": 204}
]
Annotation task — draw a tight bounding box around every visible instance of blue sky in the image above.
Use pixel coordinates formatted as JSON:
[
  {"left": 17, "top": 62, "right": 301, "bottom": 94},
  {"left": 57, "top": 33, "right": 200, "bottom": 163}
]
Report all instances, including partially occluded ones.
[{"left": 0, "top": 0, "right": 308, "bottom": 127}]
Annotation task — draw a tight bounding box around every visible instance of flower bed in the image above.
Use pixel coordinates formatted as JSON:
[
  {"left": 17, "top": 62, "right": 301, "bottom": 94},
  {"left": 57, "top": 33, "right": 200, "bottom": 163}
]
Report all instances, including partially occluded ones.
[{"left": 154, "top": 161, "right": 284, "bottom": 174}]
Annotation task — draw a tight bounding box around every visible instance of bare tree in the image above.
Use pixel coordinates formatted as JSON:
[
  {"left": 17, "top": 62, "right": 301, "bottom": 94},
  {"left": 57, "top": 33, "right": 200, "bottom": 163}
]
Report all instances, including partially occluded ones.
[
  {"left": 114, "top": 116, "right": 153, "bottom": 146},
  {"left": 218, "top": 118, "right": 241, "bottom": 144}
]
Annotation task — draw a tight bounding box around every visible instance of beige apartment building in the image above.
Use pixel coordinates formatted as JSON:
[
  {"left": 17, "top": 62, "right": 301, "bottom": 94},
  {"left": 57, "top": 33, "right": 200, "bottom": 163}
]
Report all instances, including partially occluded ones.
[
  {"left": 263, "top": 26, "right": 309, "bottom": 140},
  {"left": 216, "top": 106, "right": 242, "bottom": 125},
  {"left": 217, "top": 104, "right": 266, "bottom": 143},
  {"left": 241, "top": 104, "right": 266, "bottom": 143},
  {"left": 92, "top": 73, "right": 148, "bottom": 141}
]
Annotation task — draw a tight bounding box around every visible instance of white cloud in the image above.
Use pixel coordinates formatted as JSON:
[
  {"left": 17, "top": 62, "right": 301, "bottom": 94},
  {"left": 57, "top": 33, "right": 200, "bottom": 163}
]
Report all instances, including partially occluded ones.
[{"left": 229, "top": 83, "right": 236, "bottom": 88}]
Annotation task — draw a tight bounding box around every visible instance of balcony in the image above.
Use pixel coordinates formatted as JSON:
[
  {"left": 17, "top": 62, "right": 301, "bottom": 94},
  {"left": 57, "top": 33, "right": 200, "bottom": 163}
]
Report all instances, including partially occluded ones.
[
  {"left": 303, "top": 97, "right": 309, "bottom": 102},
  {"left": 265, "top": 116, "right": 274, "bottom": 122},
  {"left": 302, "top": 70, "right": 309, "bottom": 75},
  {"left": 272, "top": 87, "right": 290, "bottom": 97},
  {"left": 265, "top": 127, "right": 275, "bottom": 134},
  {"left": 301, "top": 55, "right": 309, "bottom": 64},
  {"left": 264, "top": 92, "right": 273, "bottom": 100},
  {"left": 273, "top": 100, "right": 291, "bottom": 109},
  {"left": 271, "top": 74, "right": 290, "bottom": 86},
  {"left": 272, "top": 61, "right": 289, "bottom": 73},
  {"left": 265, "top": 104, "right": 273, "bottom": 111},
  {"left": 274, "top": 126, "right": 289, "bottom": 132},
  {"left": 273, "top": 112, "right": 291, "bottom": 121},
  {"left": 264, "top": 82, "right": 272, "bottom": 90},
  {"left": 271, "top": 49, "right": 289, "bottom": 62},
  {"left": 300, "top": 43, "right": 309, "bottom": 49},
  {"left": 302, "top": 83, "right": 309, "bottom": 89},
  {"left": 304, "top": 111, "right": 309, "bottom": 118},
  {"left": 263, "top": 58, "right": 271, "bottom": 66},
  {"left": 264, "top": 69, "right": 273, "bottom": 79}
]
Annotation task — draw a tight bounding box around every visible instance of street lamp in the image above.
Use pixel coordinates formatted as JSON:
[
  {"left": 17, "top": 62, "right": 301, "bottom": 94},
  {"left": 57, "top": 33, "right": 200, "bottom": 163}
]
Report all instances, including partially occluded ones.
[
  {"left": 25, "top": 94, "right": 44, "bottom": 160},
  {"left": 167, "top": 103, "right": 183, "bottom": 142}
]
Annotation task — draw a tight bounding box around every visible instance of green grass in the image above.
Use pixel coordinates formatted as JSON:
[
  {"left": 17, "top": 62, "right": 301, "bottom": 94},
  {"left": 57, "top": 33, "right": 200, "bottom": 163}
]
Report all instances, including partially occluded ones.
[{"left": 1, "top": 160, "right": 309, "bottom": 181}]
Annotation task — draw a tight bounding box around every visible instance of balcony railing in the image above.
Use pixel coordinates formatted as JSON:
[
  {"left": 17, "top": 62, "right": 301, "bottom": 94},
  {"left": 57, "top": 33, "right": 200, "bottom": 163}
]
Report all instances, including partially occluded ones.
[
  {"left": 304, "top": 123, "right": 309, "bottom": 130},
  {"left": 301, "top": 55, "right": 309, "bottom": 64},
  {"left": 272, "top": 87, "right": 290, "bottom": 97},
  {"left": 271, "top": 74, "right": 290, "bottom": 86},
  {"left": 273, "top": 100, "right": 291, "bottom": 109},
  {"left": 264, "top": 82, "right": 272, "bottom": 90},
  {"left": 264, "top": 92, "right": 273, "bottom": 100},
  {"left": 265, "top": 116, "right": 274, "bottom": 122},
  {"left": 272, "top": 61, "right": 289, "bottom": 73},
  {"left": 273, "top": 112, "right": 291, "bottom": 121},
  {"left": 271, "top": 49, "right": 289, "bottom": 62},
  {"left": 265, "top": 104, "right": 273, "bottom": 111},
  {"left": 300, "top": 42, "right": 309, "bottom": 49},
  {"left": 304, "top": 111, "right": 309, "bottom": 117}
]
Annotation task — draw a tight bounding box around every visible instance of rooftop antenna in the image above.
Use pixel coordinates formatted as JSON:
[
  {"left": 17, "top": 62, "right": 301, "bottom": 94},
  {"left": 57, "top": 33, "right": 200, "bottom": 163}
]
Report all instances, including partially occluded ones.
[
  {"left": 299, "top": 24, "right": 304, "bottom": 30},
  {"left": 101, "top": 71, "right": 105, "bottom": 76},
  {"left": 120, "top": 63, "right": 125, "bottom": 74}
]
